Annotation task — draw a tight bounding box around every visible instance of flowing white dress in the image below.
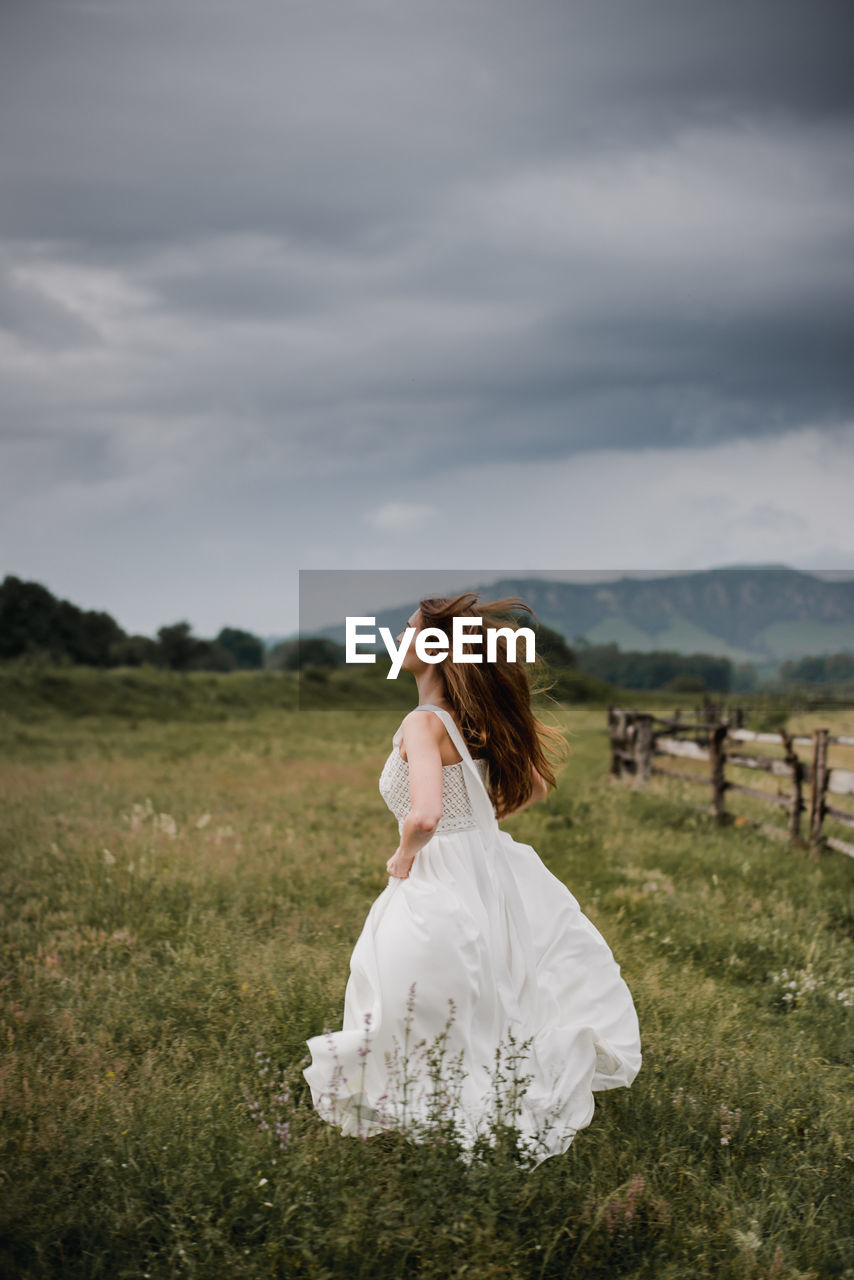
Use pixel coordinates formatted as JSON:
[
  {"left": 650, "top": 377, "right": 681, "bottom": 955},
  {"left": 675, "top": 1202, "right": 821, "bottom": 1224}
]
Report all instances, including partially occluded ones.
[{"left": 303, "top": 704, "right": 642, "bottom": 1166}]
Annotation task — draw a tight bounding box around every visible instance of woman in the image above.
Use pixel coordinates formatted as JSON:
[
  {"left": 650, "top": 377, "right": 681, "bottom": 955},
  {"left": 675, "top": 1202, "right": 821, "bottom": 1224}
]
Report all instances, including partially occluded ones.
[{"left": 303, "top": 593, "right": 642, "bottom": 1166}]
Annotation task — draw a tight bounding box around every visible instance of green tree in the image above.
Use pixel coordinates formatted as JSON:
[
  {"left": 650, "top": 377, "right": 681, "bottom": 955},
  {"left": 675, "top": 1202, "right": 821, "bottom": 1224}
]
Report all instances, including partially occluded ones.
[
  {"left": 733, "top": 662, "right": 760, "bottom": 693},
  {"left": 0, "top": 576, "right": 61, "bottom": 659},
  {"left": 215, "top": 626, "right": 264, "bottom": 670},
  {"left": 780, "top": 651, "right": 854, "bottom": 685},
  {"left": 188, "top": 639, "right": 236, "bottom": 672},
  {"left": 0, "top": 575, "right": 126, "bottom": 665},
  {"left": 534, "top": 622, "right": 576, "bottom": 668},
  {"left": 273, "top": 636, "right": 346, "bottom": 670},
  {"left": 574, "top": 641, "right": 731, "bottom": 692},
  {"left": 826, "top": 651, "right": 854, "bottom": 681},
  {"left": 156, "top": 622, "right": 200, "bottom": 672},
  {"left": 665, "top": 673, "right": 708, "bottom": 693},
  {"left": 789, "top": 655, "right": 827, "bottom": 684},
  {"left": 108, "top": 634, "right": 160, "bottom": 666}
]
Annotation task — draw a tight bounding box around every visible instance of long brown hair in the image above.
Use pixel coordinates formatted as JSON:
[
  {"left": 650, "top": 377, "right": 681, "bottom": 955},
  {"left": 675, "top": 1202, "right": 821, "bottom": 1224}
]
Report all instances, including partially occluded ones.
[{"left": 417, "top": 592, "right": 569, "bottom": 819}]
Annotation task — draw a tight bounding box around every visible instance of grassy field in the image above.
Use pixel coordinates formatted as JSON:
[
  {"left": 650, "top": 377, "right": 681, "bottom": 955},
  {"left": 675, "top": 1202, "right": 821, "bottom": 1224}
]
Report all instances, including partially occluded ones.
[{"left": 1, "top": 669, "right": 852, "bottom": 1278}]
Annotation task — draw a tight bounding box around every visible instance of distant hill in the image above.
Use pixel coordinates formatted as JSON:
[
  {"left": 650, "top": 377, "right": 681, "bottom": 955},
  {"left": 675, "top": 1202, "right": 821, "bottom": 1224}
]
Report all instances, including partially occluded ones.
[{"left": 308, "top": 567, "right": 854, "bottom": 668}]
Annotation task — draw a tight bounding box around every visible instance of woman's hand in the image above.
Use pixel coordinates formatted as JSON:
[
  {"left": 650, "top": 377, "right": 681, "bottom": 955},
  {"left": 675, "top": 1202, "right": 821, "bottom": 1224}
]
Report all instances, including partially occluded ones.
[{"left": 386, "top": 846, "right": 415, "bottom": 879}]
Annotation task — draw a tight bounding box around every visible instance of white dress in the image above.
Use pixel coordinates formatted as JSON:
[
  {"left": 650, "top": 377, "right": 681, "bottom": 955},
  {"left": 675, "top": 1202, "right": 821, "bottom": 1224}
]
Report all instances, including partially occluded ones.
[{"left": 303, "top": 704, "right": 642, "bottom": 1166}]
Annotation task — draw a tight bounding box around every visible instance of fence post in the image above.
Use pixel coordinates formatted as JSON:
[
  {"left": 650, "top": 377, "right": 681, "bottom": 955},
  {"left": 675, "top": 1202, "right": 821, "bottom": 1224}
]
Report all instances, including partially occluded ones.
[
  {"left": 634, "top": 715, "right": 653, "bottom": 788},
  {"left": 808, "top": 729, "right": 829, "bottom": 858},
  {"left": 608, "top": 707, "right": 626, "bottom": 778},
  {"left": 780, "top": 730, "right": 804, "bottom": 846},
  {"left": 709, "top": 723, "right": 728, "bottom": 825}
]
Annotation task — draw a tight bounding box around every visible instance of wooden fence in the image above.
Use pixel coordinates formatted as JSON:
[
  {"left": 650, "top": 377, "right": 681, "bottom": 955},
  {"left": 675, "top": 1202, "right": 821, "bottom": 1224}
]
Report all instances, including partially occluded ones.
[{"left": 607, "top": 707, "right": 854, "bottom": 859}]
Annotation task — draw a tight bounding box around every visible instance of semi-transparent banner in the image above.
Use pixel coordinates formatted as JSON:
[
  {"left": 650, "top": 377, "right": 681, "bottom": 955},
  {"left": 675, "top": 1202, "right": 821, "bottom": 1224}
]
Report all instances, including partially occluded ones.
[{"left": 296, "top": 568, "right": 610, "bottom": 709}]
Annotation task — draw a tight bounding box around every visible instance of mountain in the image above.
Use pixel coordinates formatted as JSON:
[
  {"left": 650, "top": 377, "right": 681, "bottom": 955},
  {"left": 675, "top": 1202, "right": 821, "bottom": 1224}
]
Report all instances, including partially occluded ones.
[{"left": 309, "top": 567, "right": 854, "bottom": 667}]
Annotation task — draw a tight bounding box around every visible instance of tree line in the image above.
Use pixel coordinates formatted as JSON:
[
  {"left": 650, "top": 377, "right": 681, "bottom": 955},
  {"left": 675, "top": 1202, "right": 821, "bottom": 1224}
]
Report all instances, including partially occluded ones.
[
  {"left": 570, "top": 640, "right": 854, "bottom": 692},
  {"left": 3, "top": 575, "right": 852, "bottom": 688},
  {"left": 278, "top": 626, "right": 736, "bottom": 692},
  {"left": 570, "top": 640, "right": 734, "bottom": 692},
  {"left": 779, "top": 652, "right": 854, "bottom": 684},
  {"left": 0, "top": 576, "right": 265, "bottom": 672},
  {"left": 287, "top": 628, "right": 853, "bottom": 694}
]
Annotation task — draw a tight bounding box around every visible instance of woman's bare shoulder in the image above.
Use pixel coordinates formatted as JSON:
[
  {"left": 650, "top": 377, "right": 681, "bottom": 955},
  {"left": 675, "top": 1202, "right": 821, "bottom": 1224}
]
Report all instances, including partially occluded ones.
[
  {"left": 400, "top": 708, "right": 446, "bottom": 741},
  {"left": 399, "top": 707, "right": 462, "bottom": 764}
]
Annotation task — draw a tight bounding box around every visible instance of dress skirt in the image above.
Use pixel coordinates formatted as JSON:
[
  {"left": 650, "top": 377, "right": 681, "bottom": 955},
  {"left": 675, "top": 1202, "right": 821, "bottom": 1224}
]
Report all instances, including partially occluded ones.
[{"left": 303, "top": 820, "right": 642, "bottom": 1166}]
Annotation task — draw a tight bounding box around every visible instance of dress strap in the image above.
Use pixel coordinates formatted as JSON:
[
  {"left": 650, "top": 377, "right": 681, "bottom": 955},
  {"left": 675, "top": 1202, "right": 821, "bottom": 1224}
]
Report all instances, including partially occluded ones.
[
  {"left": 412, "top": 706, "right": 534, "bottom": 1019},
  {"left": 412, "top": 704, "right": 498, "bottom": 838},
  {"left": 412, "top": 704, "right": 473, "bottom": 763}
]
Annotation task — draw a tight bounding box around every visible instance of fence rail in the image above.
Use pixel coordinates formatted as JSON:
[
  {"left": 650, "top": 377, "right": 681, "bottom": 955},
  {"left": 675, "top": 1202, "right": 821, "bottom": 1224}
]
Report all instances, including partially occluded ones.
[{"left": 607, "top": 707, "right": 854, "bottom": 858}]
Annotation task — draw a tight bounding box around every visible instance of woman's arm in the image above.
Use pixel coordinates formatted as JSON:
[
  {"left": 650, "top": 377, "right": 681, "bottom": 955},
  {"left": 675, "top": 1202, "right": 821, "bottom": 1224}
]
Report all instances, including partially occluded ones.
[{"left": 386, "top": 713, "right": 444, "bottom": 879}]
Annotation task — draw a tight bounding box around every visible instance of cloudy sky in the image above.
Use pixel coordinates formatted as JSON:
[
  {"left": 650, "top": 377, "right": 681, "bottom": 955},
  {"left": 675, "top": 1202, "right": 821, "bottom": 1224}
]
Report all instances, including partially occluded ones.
[{"left": 2, "top": 0, "right": 853, "bottom": 638}]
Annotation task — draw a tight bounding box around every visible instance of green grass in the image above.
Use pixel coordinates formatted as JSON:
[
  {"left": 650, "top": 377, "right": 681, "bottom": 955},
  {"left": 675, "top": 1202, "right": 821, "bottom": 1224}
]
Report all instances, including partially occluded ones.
[
  {"left": 0, "top": 673, "right": 852, "bottom": 1278},
  {"left": 0, "top": 660, "right": 299, "bottom": 722}
]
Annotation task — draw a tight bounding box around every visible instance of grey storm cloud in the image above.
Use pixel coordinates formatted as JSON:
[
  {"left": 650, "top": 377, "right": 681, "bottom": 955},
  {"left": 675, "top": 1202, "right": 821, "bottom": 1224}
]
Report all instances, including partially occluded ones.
[{"left": 1, "top": 0, "right": 853, "bottom": 496}]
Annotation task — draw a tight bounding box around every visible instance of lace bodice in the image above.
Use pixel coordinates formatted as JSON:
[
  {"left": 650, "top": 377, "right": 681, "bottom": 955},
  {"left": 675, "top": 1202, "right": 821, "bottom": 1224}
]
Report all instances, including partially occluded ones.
[{"left": 379, "top": 742, "right": 491, "bottom": 835}]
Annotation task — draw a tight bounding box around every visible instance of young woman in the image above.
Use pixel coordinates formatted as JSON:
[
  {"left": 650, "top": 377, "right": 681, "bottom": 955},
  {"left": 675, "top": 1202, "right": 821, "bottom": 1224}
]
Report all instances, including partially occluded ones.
[{"left": 303, "top": 593, "right": 641, "bottom": 1166}]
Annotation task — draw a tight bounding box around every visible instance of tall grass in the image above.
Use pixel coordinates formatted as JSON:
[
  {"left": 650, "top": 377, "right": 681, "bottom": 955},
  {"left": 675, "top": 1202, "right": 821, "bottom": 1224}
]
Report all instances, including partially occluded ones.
[{"left": 0, "top": 675, "right": 851, "bottom": 1278}]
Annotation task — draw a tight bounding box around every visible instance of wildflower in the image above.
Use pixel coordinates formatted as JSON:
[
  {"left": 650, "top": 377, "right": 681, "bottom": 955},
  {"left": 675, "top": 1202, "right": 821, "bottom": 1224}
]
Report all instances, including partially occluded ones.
[
  {"left": 768, "top": 962, "right": 841, "bottom": 1008},
  {"left": 732, "top": 1226, "right": 762, "bottom": 1251},
  {"left": 601, "top": 1177, "right": 645, "bottom": 1234},
  {"left": 719, "top": 1103, "right": 742, "bottom": 1147},
  {"left": 128, "top": 798, "right": 155, "bottom": 831},
  {"left": 156, "top": 813, "right": 178, "bottom": 838}
]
